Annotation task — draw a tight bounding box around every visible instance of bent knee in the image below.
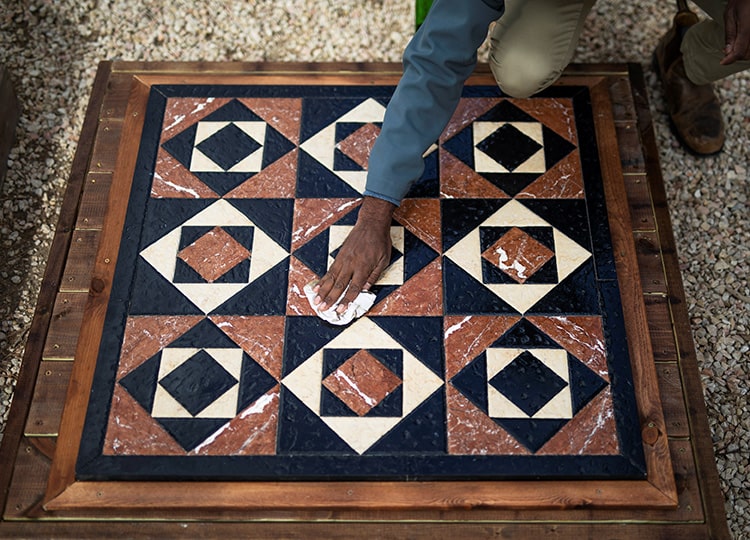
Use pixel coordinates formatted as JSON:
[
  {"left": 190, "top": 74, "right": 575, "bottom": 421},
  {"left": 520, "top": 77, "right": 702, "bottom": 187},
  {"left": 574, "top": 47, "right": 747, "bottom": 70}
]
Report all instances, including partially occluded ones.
[{"left": 490, "top": 52, "right": 562, "bottom": 98}]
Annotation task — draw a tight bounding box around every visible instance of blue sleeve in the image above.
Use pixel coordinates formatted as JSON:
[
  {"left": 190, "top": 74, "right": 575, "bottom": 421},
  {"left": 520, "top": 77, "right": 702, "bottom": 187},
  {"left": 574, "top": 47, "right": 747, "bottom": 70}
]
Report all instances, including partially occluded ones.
[{"left": 364, "top": 0, "right": 505, "bottom": 205}]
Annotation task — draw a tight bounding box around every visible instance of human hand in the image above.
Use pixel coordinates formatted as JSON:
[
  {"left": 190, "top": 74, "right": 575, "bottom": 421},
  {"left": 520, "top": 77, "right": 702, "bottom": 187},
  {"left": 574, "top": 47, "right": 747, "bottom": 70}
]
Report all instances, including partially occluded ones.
[
  {"left": 313, "top": 196, "right": 396, "bottom": 314},
  {"left": 721, "top": 0, "right": 750, "bottom": 64}
]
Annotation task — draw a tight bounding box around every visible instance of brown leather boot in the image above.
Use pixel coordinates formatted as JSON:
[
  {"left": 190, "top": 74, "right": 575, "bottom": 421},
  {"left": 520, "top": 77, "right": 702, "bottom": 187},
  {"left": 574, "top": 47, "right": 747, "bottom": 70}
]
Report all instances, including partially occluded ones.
[{"left": 653, "top": 11, "right": 725, "bottom": 155}]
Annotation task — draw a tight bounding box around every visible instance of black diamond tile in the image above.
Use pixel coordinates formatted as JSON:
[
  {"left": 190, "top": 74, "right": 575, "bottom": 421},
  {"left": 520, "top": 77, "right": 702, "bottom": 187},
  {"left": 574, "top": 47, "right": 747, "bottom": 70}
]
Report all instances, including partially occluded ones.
[
  {"left": 489, "top": 351, "right": 568, "bottom": 417},
  {"left": 159, "top": 350, "right": 238, "bottom": 416},
  {"left": 195, "top": 123, "right": 262, "bottom": 171},
  {"left": 476, "top": 124, "right": 542, "bottom": 172}
]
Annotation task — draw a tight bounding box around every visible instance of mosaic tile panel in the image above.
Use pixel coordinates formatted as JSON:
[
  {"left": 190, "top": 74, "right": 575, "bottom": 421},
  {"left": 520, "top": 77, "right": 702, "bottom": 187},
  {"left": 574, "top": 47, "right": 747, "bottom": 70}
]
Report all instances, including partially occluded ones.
[{"left": 77, "top": 85, "right": 645, "bottom": 480}]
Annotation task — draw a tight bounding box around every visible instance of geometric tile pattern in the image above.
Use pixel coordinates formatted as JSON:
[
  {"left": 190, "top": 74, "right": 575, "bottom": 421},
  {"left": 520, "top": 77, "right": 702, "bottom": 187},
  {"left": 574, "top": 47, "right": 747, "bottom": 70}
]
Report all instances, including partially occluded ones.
[{"left": 77, "top": 84, "right": 645, "bottom": 481}]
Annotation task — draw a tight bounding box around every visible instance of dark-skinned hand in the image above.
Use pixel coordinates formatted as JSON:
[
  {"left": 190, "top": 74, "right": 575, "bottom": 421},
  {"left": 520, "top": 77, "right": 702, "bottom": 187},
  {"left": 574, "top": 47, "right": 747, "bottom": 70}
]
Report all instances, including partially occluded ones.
[
  {"left": 722, "top": 0, "right": 750, "bottom": 64},
  {"left": 313, "top": 196, "right": 396, "bottom": 314}
]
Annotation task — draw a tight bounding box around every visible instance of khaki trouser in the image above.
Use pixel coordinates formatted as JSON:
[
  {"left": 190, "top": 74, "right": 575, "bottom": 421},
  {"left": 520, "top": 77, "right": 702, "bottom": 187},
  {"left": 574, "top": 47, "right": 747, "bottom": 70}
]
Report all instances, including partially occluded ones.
[{"left": 489, "top": 0, "right": 750, "bottom": 97}]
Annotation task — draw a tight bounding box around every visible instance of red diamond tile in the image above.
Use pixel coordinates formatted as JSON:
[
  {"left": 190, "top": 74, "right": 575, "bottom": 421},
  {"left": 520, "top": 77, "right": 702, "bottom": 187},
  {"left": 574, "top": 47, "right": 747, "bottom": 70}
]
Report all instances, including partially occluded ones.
[
  {"left": 225, "top": 148, "right": 298, "bottom": 199},
  {"left": 177, "top": 227, "right": 250, "bottom": 283},
  {"left": 369, "top": 259, "right": 443, "bottom": 316},
  {"left": 322, "top": 350, "right": 402, "bottom": 416},
  {"left": 482, "top": 227, "right": 554, "bottom": 284},
  {"left": 516, "top": 151, "right": 584, "bottom": 200}
]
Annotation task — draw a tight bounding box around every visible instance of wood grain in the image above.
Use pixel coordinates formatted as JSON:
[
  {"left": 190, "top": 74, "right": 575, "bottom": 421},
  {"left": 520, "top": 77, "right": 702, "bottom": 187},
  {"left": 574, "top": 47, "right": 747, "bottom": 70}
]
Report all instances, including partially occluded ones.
[
  {"left": 75, "top": 172, "right": 113, "bottom": 230},
  {"left": 41, "top": 293, "right": 88, "bottom": 360}
]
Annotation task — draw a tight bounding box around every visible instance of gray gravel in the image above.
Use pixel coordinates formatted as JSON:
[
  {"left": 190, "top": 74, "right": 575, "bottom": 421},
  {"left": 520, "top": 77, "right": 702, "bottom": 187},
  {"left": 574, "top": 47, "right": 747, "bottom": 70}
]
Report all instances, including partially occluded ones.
[{"left": 0, "top": 1, "right": 747, "bottom": 536}]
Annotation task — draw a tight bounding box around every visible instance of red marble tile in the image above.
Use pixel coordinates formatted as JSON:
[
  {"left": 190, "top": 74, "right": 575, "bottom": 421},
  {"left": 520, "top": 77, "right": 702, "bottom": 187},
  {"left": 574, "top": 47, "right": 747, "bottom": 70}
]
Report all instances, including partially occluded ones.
[
  {"left": 238, "top": 97, "right": 303, "bottom": 145},
  {"left": 337, "top": 123, "right": 380, "bottom": 169},
  {"left": 161, "top": 97, "right": 232, "bottom": 143},
  {"left": 286, "top": 256, "right": 319, "bottom": 317},
  {"left": 322, "top": 350, "right": 402, "bottom": 416},
  {"left": 152, "top": 147, "right": 220, "bottom": 199},
  {"left": 446, "top": 385, "right": 531, "bottom": 455},
  {"left": 441, "top": 97, "right": 502, "bottom": 142},
  {"left": 291, "top": 198, "right": 360, "bottom": 251},
  {"left": 511, "top": 97, "right": 578, "bottom": 145},
  {"left": 394, "top": 199, "right": 442, "bottom": 253},
  {"left": 440, "top": 149, "right": 509, "bottom": 199},
  {"left": 369, "top": 259, "right": 443, "bottom": 316},
  {"left": 209, "top": 316, "right": 285, "bottom": 380},
  {"left": 192, "top": 386, "right": 280, "bottom": 456},
  {"left": 527, "top": 316, "right": 609, "bottom": 381},
  {"left": 537, "top": 388, "right": 619, "bottom": 455},
  {"left": 444, "top": 316, "right": 520, "bottom": 380},
  {"left": 225, "top": 148, "right": 298, "bottom": 199},
  {"left": 103, "top": 385, "right": 185, "bottom": 456},
  {"left": 482, "top": 227, "right": 554, "bottom": 284},
  {"left": 177, "top": 227, "right": 251, "bottom": 283},
  {"left": 118, "top": 316, "right": 204, "bottom": 379},
  {"left": 516, "top": 151, "right": 584, "bottom": 200}
]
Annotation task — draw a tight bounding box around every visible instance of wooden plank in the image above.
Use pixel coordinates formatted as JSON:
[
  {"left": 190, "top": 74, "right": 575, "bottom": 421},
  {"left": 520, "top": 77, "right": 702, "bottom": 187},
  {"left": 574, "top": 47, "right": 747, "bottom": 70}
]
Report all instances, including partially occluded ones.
[
  {"left": 88, "top": 118, "right": 123, "bottom": 173},
  {"left": 45, "top": 77, "right": 153, "bottom": 505},
  {"left": 586, "top": 79, "right": 676, "bottom": 502},
  {"left": 3, "top": 437, "right": 53, "bottom": 520},
  {"left": 624, "top": 174, "right": 656, "bottom": 231},
  {"left": 75, "top": 172, "right": 113, "bottom": 230},
  {"left": 0, "top": 521, "right": 725, "bottom": 539},
  {"left": 0, "top": 62, "right": 113, "bottom": 515},
  {"left": 634, "top": 231, "right": 669, "bottom": 295},
  {"left": 59, "top": 230, "right": 101, "bottom": 292},
  {"left": 41, "top": 293, "right": 88, "bottom": 360},
  {"left": 628, "top": 62, "right": 730, "bottom": 539},
  {"left": 608, "top": 76, "right": 638, "bottom": 123},
  {"left": 615, "top": 122, "right": 646, "bottom": 174},
  {"left": 99, "top": 70, "right": 137, "bottom": 120},
  {"left": 0, "top": 64, "right": 20, "bottom": 191},
  {"left": 25, "top": 362, "right": 73, "bottom": 437},
  {"left": 657, "top": 364, "right": 691, "bottom": 438},
  {"left": 644, "top": 294, "right": 679, "bottom": 362}
]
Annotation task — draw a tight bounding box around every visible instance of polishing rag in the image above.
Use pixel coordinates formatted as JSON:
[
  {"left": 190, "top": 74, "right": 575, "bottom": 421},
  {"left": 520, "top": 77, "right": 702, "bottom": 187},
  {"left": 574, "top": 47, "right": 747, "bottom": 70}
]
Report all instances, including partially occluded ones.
[{"left": 303, "top": 281, "right": 376, "bottom": 326}]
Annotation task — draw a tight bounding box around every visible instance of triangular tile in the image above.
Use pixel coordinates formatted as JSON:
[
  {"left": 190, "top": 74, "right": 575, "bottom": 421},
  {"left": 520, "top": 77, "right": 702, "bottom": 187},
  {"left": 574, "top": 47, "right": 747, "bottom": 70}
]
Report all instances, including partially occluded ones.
[
  {"left": 192, "top": 387, "right": 280, "bottom": 456},
  {"left": 368, "top": 390, "right": 445, "bottom": 454},
  {"left": 118, "top": 316, "right": 204, "bottom": 378},
  {"left": 443, "top": 258, "right": 519, "bottom": 315},
  {"left": 494, "top": 418, "right": 569, "bottom": 453},
  {"left": 225, "top": 149, "right": 298, "bottom": 199},
  {"left": 158, "top": 418, "right": 232, "bottom": 452},
  {"left": 276, "top": 387, "right": 357, "bottom": 454},
  {"left": 209, "top": 316, "right": 285, "bottom": 379},
  {"left": 478, "top": 99, "right": 539, "bottom": 122},
  {"left": 444, "top": 315, "right": 519, "bottom": 379},
  {"left": 282, "top": 317, "right": 346, "bottom": 376},
  {"left": 439, "top": 149, "right": 509, "bottom": 199},
  {"left": 525, "top": 263, "right": 600, "bottom": 316},
  {"left": 128, "top": 262, "right": 203, "bottom": 316},
  {"left": 262, "top": 125, "right": 297, "bottom": 168},
  {"left": 510, "top": 97, "right": 578, "bottom": 145},
  {"left": 238, "top": 97, "right": 303, "bottom": 144},
  {"left": 228, "top": 198, "right": 294, "bottom": 251},
  {"left": 286, "top": 255, "right": 319, "bottom": 316},
  {"left": 103, "top": 386, "right": 186, "bottom": 456},
  {"left": 169, "top": 318, "right": 239, "bottom": 349},
  {"left": 542, "top": 125, "right": 577, "bottom": 170},
  {"left": 527, "top": 316, "right": 609, "bottom": 380},
  {"left": 569, "top": 355, "right": 609, "bottom": 413},
  {"left": 441, "top": 97, "right": 502, "bottom": 141},
  {"left": 119, "top": 353, "right": 161, "bottom": 412},
  {"left": 394, "top": 198, "right": 441, "bottom": 253},
  {"left": 161, "top": 97, "right": 232, "bottom": 143},
  {"left": 369, "top": 259, "right": 443, "bottom": 316},
  {"left": 211, "top": 259, "right": 290, "bottom": 316},
  {"left": 371, "top": 317, "right": 444, "bottom": 377},
  {"left": 441, "top": 198, "right": 509, "bottom": 252},
  {"left": 292, "top": 230, "right": 329, "bottom": 277},
  {"left": 516, "top": 151, "right": 584, "bottom": 200},
  {"left": 151, "top": 147, "right": 219, "bottom": 199},
  {"left": 296, "top": 150, "right": 363, "bottom": 198},
  {"left": 201, "top": 99, "right": 264, "bottom": 122},
  {"left": 537, "top": 388, "right": 619, "bottom": 455},
  {"left": 446, "top": 385, "right": 530, "bottom": 455},
  {"left": 490, "top": 318, "right": 561, "bottom": 349},
  {"left": 291, "top": 198, "right": 359, "bottom": 250},
  {"left": 450, "top": 353, "right": 488, "bottom": 413}
]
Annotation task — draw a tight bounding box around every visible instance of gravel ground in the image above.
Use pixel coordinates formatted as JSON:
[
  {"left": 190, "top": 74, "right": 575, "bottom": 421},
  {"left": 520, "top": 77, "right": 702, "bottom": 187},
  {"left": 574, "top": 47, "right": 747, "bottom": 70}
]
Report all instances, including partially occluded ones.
[{"left": 0, "top": 1, "right": 747, "bottom": 536}]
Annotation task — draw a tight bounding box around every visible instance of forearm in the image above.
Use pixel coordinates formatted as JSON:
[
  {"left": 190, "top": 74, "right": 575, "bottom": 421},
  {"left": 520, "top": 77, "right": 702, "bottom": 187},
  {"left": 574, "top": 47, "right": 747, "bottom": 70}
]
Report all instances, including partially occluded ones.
[{"left": 364, "top": 0, "right": 504, "bottom": 205}]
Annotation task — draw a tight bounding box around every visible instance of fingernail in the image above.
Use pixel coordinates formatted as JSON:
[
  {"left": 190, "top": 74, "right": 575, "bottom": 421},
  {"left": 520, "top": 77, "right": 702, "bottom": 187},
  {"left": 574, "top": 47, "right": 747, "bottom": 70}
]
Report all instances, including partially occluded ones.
[
  {"left": 313, "top": 295, "right": 321, "bottom": 305},
  {"left": 319, "top": 302, "right": 328, "bottom": 311},
  {"left": 336, "top": 304, "right": 348, "bottom": 314}
]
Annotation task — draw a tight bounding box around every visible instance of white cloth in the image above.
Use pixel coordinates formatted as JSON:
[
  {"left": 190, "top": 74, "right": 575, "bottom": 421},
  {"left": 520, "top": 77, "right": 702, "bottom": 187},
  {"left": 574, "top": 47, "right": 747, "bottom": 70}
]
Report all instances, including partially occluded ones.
[{"left": 303, "top": 281, "right": 377, "bottom": 326}]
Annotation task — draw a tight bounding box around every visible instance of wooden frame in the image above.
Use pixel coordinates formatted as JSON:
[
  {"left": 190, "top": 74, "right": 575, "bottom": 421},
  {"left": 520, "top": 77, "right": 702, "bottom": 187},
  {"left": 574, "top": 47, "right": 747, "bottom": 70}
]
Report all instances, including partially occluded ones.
[{"left": 0, "top": 62, "right": 729, "bottom": 538}]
